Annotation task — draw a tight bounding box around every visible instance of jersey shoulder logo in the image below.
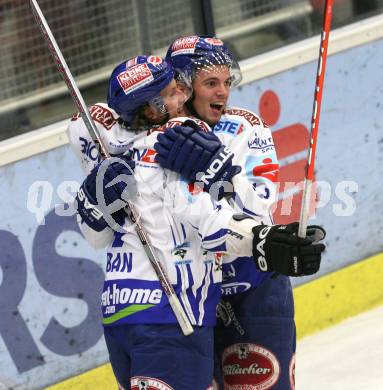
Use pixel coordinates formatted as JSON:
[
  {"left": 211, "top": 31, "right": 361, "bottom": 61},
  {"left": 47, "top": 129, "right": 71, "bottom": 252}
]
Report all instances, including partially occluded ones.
[
  {"left": 70, "top": 104, "right": 117, "bottom": 131},
  {"left": 225, "top": 108, "right": 261, "bottom": 127},
  {"left": 71, "top": 104, "right": 117, "bottom": 130},
  {"left": 191, "top": 118, "right": 210, "bottom": 132},
  {"left": 155, "top": 119, "right": 184, "bottom": 133},
  {"left": 89, "top": 104, "right": 118, "bottom": 130}
]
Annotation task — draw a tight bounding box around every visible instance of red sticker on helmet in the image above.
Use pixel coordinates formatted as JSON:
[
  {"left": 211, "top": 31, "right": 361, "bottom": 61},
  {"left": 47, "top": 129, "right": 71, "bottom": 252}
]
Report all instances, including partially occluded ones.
[
  {"left": 131, "top": 377, "right": 174, "bottom": 390},
  {"left": 117, "top": 63, "right": 154, "bottom": 95},
  {"left": 205, "top": 38, "right": 224, "bottom": 46},
  {"left": 148, "top": 56, "right": 163, "bottom": 65},
  {"left": 171, "top": 36, "right": 199, "bottom": 55},
  {"left": 222, "top": 343, "right": 280, "bottom": 389}
]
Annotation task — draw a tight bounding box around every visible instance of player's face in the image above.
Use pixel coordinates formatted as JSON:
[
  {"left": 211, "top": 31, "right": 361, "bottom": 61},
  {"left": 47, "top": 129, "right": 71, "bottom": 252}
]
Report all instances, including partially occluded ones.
[
  {"left": 192, "top": 65, "right": 231, "bottom": 126},
  {"left": 145, "top": 79, "right": 186, "bottom": 124},
  {"left": 160, "top": 79, "right": 187, "bottom": 118}
]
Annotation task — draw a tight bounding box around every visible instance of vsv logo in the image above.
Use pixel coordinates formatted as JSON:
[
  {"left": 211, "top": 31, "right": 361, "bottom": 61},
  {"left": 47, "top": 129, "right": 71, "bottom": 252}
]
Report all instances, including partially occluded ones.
[
  {"left": 132, "top": 148, "right": 157, "bottom": 163},
  {"left": 258, "top": 90, "right": 316, "bottom": 224}
]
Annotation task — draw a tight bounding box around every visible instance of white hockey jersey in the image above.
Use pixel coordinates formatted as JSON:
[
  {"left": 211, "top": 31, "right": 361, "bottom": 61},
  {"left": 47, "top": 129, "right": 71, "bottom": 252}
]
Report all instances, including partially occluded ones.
[
  {"left": 212, "top": 107, "right": 279, "bottom": 296},
  {"left": 67, "top": 104, "right": 254, "bottom": 327}
]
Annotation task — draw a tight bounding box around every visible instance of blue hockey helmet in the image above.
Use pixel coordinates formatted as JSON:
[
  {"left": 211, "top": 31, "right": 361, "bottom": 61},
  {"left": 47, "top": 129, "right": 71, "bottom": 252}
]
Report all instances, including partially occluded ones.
[
  {"left": 165, "top": 36, "right": 242, "bottom": 88},
  {"left": 107, "top": 55, "right": 175, "bottom": 124}
]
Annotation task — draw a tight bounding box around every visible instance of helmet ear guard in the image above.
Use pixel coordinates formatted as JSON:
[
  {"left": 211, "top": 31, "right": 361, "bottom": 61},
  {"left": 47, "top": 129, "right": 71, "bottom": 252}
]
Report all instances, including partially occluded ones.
[{"left": 107, "top": 56, "right": 176, "bottom": 125}]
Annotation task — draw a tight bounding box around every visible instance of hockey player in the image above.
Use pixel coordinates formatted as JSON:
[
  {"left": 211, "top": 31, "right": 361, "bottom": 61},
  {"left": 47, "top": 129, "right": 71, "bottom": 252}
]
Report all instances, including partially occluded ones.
[
  {"left": 154, "top": 36, "right": 324, "bottom": 389},
  {"left": 69, "top": 55, "right": 227, "bottom": 389},
  {"left": 68, "top": 55, "right": 325, "bottom": 389}
]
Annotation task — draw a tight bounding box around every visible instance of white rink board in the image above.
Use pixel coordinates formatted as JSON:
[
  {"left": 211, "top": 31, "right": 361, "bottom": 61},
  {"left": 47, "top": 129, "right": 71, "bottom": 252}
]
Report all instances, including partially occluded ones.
[
  {"left": 0, "top": 144, "right": 108, "bottom": 389},
  {"left": 0, "top": 26, "right": 383, "bottom": 390}
]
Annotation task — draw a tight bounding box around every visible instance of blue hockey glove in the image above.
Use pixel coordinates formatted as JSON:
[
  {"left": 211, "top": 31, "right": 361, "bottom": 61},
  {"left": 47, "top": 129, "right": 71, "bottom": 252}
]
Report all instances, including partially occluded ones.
[
  {"left": 154, "top": 120, "right": 241, "bottom": 199},
  {"left": 76, "top": 156, "right": 136, "bottom": 231},
  {"left": 252, "top": 222, "right": 326, "bottom": 276}
]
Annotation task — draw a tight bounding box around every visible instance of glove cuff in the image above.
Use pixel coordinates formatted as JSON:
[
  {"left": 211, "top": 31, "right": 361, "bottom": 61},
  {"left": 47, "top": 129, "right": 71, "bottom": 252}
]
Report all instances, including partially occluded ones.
[
  {"left": 252, "top": 225, "right": 275, "bottom": 272},
  {"left": 76, "top": 185, "right": 107, "bottom": 232}
]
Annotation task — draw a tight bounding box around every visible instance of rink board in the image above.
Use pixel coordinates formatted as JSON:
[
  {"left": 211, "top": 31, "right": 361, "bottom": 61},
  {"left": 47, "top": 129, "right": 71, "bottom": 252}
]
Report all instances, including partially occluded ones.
[{"left": 0, "top": 16, "right": 382, "bottom": 390}]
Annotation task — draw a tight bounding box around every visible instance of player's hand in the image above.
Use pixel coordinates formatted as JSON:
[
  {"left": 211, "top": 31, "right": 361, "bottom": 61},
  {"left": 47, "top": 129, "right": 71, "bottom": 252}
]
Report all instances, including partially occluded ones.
[
  {"left": 154, "top": 120, "right": 240, "bottom": 199},
  {"left": 76, "top": 155, "right": 136, "bottom": 231},
  {"left": 252, "top": 222, "right": 326, "bottom": 276}
]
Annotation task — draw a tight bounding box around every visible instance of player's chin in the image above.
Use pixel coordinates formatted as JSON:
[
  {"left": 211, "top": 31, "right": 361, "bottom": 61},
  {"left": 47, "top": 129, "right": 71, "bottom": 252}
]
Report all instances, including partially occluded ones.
[{"left": 207, "top": 109, "right": 223, "bottom": 125}]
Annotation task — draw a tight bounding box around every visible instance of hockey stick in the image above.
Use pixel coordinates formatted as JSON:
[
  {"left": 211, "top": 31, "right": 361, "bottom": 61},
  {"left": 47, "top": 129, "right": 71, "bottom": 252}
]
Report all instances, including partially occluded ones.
[
  {"left": 30, "top": 0, "right": 194, "bottom": 336},
  {"left": 298, "top": 0, "right": 333, "bottom": 238}
]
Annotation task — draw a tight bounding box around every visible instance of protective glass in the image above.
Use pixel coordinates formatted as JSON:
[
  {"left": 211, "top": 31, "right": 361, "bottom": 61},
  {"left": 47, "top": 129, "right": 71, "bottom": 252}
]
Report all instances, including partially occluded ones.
[
  {"left": 147, "top": 83, "right": 191, "bottom": 119},
  {"left": 175, "top": 49, "right": 242, "bottom": 91}
]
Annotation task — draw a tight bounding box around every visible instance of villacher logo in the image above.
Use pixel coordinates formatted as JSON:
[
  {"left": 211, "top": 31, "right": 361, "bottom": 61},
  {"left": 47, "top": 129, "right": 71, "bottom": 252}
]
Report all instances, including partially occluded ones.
[
  {"left": 222, "top": 343, "right": 280, "bottom": 389},
  {"left": 131, "top": 377, "right": 174, "bottom": 390}
]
